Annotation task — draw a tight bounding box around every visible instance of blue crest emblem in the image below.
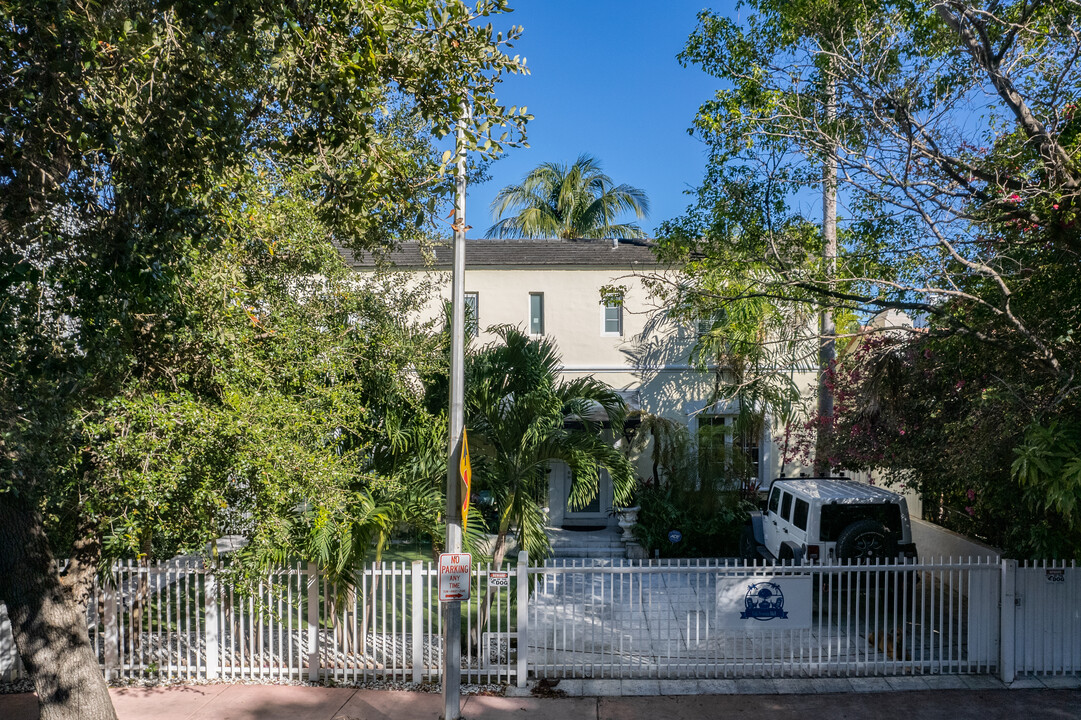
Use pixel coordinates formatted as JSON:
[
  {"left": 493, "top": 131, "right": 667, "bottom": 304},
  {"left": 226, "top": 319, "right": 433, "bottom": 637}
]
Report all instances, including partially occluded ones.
[{"left": 740, "top": 581, "right": 788, "bottom": 621}]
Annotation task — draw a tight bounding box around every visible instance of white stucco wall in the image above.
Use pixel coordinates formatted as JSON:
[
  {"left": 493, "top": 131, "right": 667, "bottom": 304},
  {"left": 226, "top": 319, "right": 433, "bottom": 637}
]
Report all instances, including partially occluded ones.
[
  {"left": 351, "top": 255, "right": 951, "bottom": 540},
  {"left": 357, "top": 262, "right": 827, "bottom": 485}
]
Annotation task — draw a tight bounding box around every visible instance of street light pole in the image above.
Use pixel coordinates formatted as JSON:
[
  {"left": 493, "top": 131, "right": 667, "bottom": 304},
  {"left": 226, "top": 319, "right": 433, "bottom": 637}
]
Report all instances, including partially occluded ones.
[{"left": 442, "top": 102, "right": 470, "bottom": 720}]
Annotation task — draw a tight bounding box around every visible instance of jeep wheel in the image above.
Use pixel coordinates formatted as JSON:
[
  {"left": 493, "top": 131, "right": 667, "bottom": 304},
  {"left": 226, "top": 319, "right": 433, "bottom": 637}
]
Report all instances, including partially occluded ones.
[
  {"left": 739, "top": 525, "right": 757, "bottom": 561},
  {"left": 836, "top": 519, "right": 896, "bottom": 561}
]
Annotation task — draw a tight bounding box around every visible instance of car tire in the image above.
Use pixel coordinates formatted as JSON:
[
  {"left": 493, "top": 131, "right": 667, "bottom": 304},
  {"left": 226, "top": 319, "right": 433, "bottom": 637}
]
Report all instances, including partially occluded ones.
[
  {"left": 739, "top": 525, "right": 757, "bottom": 561},
  {"left": 835, "top": 518, "right": 897, "bottom": 562}
]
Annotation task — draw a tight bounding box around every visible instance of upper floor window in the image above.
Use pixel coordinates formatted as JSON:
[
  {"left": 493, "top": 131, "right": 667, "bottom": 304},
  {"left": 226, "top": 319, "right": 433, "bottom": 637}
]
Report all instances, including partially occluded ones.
[
  {"left": 696, "top": 309, "right": 725, "bottom": 336},
  {"left": 464, "top": 292, "right": 479, "bottom": 337},
  {"left": 529, "top": 292, "right": 545, "bottom": 335},
  {"left": 603, "top": 294, "right": 623, "bottom": 336}
]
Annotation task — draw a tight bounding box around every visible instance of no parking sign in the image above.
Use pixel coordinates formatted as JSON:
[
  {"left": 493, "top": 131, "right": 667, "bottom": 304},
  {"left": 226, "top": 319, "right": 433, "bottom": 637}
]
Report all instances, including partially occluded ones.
[{"left": 438, "top": 553, "right": 471, "bottom": 602}]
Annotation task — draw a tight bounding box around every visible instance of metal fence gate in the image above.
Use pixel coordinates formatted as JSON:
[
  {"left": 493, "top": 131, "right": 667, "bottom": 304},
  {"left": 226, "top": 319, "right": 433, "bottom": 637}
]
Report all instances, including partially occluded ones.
[
  {"left": 1003, "top": 559, "right": 1081, "bottom": 680},
  {"left": 526, "top": 558, "right": 1001, "bottom": 679}
]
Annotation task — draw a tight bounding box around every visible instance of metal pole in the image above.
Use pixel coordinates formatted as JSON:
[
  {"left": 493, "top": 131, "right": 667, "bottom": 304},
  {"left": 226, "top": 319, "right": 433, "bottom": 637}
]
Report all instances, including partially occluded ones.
[{"left": 442, "top": 103, "right": 470, "bottom": 720}]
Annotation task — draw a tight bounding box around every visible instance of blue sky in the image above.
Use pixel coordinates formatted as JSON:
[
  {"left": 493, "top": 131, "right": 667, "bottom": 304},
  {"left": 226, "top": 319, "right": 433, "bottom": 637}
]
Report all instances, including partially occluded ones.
[{"left": 467, "top": 1, "right": 735, "bottom": 238}]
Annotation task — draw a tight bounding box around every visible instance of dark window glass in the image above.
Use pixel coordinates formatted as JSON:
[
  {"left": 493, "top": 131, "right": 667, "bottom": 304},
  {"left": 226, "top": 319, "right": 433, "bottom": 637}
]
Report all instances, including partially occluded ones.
[
  {"left": 819, "top": 503, "right": 903, "bottom": 541},
  {"left": 464, "top": 292, "right": 479, "bottom": 337},
  {"left": 697, "top": 415, "right": 727, "bottom": 485},
  {"left": 529, "top": 293, "right": 544, "bottom": 335},
  {"left": 780, "top": 492, "right": 793, "bottom": 521},
  {"left": 793, "top": 498, "right": 809, "bottom": 531},
  {"left": 768, "top": 487, "right": 781, "bottom": 514},
  {"left": 737, "top": 424, "right": 760, "bottom": 483}
]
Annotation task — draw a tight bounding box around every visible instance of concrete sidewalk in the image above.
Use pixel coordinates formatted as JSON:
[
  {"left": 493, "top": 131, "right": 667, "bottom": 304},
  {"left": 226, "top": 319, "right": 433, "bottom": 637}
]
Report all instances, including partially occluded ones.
[{"left": 2, "top": 683, "right": 1080, "bottom": 720}]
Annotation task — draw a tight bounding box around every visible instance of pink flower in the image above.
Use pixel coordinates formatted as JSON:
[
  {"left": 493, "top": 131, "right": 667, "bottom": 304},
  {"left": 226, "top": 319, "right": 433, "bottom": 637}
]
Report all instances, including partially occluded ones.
[
  {"left": 899, "top": 429, "right": 906, "bottom": 435},
  {"left": 1008, "top": 194, "right": 1021, "bottom": 202},
  {"left": 966, "top": 489, "right": 976, "bottom": 501},
  {"left": 1053, "top": 204, "right": 1060, "bottom": 210},
  {"left": 965, "top": 506, "right": 975, "bottom": 517}
]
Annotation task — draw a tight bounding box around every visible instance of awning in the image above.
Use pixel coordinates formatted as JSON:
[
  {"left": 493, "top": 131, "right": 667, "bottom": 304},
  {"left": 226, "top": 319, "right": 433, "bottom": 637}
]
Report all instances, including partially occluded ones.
[{"left": 564, "top": 389, "right": 642, "bottom": 430}]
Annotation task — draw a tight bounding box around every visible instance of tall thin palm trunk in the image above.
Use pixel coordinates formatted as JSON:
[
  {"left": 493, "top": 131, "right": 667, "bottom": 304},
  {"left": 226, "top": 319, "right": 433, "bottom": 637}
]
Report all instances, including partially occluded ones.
[
  {"left": 816, "top": 73, "right": 838, "bottom": 475},
  {"left": 470, "top": 493, "right": 516, "bottom": 652}
]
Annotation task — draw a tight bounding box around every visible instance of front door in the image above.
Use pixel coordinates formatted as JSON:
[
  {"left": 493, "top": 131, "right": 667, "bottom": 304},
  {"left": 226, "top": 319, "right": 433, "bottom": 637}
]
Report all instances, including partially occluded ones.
[{"left": 548, "top": 461, "right": 613, "bottom": 528}]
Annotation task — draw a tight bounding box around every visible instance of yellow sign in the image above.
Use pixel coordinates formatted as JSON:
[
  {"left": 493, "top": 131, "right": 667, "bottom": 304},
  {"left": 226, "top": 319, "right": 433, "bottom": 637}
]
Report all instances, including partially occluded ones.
[{"left": 460, "top": 429, "right": 472, "bottom": 532}]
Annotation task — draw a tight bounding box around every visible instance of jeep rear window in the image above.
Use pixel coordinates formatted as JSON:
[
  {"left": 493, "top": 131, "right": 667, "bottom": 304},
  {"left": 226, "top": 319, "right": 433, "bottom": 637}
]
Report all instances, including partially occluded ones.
[
  {"left": 793, "top": 498, "right": 809, "bottom": 531},
  {"left": 819, "top": 503, "right": 903, "bottom": 541},
  {"left": 780, "top": 492, "right": 793, "bottom": 521}
]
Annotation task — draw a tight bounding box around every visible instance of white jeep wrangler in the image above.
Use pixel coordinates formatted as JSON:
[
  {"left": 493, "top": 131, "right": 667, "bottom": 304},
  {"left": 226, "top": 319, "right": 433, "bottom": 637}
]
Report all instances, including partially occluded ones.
[{"left": 740, "top": 477, "right": 918, "bottom": 563}]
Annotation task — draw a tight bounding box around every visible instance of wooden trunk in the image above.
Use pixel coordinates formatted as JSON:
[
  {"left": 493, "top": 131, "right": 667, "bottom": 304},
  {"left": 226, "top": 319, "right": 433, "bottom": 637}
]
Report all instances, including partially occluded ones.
[{"left": 0, "top": 498, "right": 118, "bottom": 720}]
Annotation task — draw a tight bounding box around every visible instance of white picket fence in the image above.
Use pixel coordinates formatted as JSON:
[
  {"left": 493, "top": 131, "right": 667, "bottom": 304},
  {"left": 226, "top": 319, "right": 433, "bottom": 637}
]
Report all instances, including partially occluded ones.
[
  {"left": 1, "top": 556, "right": 1078, "bottom": 686},
  {"left": 1, "top": 558, "right": 523, "bottom": 686}
]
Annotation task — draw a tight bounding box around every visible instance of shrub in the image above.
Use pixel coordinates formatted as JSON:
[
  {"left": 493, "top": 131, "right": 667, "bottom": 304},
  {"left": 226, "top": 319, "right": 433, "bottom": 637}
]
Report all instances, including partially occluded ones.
[{"left": 629, "top": 415, "right": 755, "bottom": 558}]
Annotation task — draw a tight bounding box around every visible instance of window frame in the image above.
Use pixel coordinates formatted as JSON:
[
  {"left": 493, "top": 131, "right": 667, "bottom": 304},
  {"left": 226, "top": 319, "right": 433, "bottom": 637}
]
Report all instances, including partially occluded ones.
[
  {"left": 780, "top": 492, "right": 794, "bottom": 522},
  {"left": 793, "top": 498, "right": 810, "bottom": 531},
  {"left": 528, "top": 292, "right": 545, "bottom": 335},
  {"left": 464, "top": 291, "right": 479, "bottom": 338},
  {"left": 768, "top": 486, "right": 782, "bottom": 515},
  {"left": 601, "top": 294, "right": 623, "bottom": 336},
  {"left": 694, "top": 412, "right": 762, "bottom": 486}
]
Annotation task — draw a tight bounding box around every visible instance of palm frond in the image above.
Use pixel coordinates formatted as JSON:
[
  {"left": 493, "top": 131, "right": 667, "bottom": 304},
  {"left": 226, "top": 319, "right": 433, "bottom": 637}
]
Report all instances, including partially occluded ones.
[{"left": 486, "top": 155, "right": 651, "bottom": 239}]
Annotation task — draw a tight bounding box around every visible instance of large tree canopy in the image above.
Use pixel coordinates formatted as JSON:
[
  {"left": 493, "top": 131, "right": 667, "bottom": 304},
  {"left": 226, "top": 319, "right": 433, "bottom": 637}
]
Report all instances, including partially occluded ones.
[
  {"left": 652, "top": 0, "right": 1081, "bottom": 555},
  {"left": 1, "top": 2, "right": 527, "bottom": 717}
]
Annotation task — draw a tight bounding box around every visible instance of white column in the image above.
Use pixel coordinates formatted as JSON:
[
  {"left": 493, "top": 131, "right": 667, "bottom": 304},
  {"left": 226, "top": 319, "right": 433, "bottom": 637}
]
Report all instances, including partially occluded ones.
[
  {"left": 307, "top": 562, "right": 320, "bottom": 682},
  {"left": 999, "top": 559, "right": 1017, "bottom": 683},
  {"left": 412, "top": 560, "right": 424, "bottom": 684},
  {"left": 516, "top": 551, "right": 529, "bottom": 687},
  {"left": 203, "top": 565, "right": 219, "bottom": 680}
]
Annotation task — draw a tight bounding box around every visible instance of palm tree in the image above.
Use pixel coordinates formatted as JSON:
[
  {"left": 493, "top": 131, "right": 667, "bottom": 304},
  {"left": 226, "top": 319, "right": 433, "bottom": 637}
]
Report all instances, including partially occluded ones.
[
  {"left": 485, "top": 154, "right": 650, "bottom": 239},
  {"left": 466, "top": 326, "right": 635, "bottom": 643}
]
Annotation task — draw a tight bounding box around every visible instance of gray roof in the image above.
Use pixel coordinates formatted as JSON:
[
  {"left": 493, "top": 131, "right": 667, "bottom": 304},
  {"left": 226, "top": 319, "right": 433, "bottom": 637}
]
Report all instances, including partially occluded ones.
[{"left": 339, "top": 238, "right": 661, "bottom": 269}]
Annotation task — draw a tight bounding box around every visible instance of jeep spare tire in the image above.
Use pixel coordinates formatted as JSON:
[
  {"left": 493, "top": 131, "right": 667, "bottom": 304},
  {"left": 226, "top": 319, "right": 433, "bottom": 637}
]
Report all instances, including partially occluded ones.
[{"left": 835, "top": 518, "right": 896, "bottom": 561}]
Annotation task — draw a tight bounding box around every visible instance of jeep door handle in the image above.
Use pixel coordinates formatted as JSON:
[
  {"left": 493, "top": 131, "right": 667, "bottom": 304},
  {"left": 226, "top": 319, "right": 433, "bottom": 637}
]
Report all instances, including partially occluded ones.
[{"left": 782, "top": 528, "right": 788, "bottom": 533}]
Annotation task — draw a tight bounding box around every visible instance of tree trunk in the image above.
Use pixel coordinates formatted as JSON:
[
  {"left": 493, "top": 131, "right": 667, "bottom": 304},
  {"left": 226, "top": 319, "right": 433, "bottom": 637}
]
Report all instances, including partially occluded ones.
[
  {"left": 470, "top": 526, "right": 510, "bottom": 652},
  {"left": 0, "top": 498, "right": 117, "bottom": 720},
  {"left": 359, "top": 540, "right": 388, "bottom": 655},
  {"left": 816, "top": 73, "right": 838, "bottom": 476}
]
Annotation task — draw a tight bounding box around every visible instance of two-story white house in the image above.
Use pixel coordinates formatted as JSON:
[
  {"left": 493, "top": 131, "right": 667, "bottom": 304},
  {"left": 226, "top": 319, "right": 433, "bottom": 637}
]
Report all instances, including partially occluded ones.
[{"left": 341, "top": 237, "right": 818, "bottom": 531}]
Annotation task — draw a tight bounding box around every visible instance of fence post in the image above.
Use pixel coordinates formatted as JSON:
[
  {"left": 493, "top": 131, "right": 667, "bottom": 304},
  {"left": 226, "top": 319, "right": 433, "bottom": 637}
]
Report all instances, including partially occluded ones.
[
  {"left": 102, "top": 578, "right": 119, "bottom": 680},
  {"left": 412, "top": 560, "right": 424, "bottom": 684},
  {"left": 204, "top": 563, "right": 219, "bottom": 680},
  {"left": 516, "top": 551, "right": 528, "bottom": 688},
  {"left": 307, "top": 562, "right": 320, "bottom": 682},
  {"left": 999, "top": 559, "right": 1017, "bottom": 683},
  {"left": 0, "top": 603, "right": 18, "bottom": 682}
]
